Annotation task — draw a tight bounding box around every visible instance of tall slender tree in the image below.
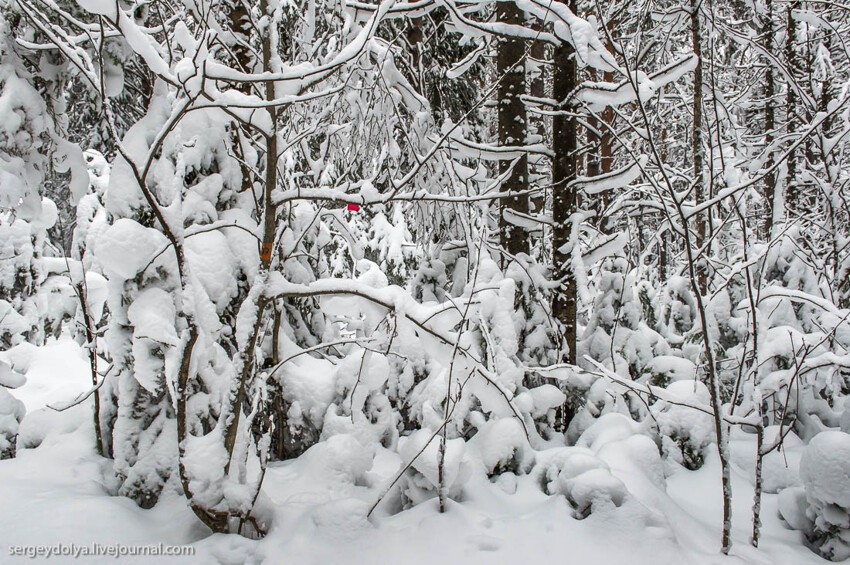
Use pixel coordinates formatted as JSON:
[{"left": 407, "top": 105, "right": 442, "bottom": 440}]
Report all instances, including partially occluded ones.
[
  {"left": 552, "top": 1, "right": 579, "bottom": 374},
  {"left": 497, "top": 1, "right": 531, "bottom": 260}
]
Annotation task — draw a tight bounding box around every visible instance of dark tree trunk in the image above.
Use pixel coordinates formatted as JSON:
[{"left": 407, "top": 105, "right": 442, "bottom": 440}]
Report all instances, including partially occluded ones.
[
  {"left": 585, "top": 68, "right": 615, "bottom": 233},
  {"left": 691, "top": 0, "right": 708, "bottom": 294},
  {"left": 228, "top": 0, "right": 255, "bottom": 194},
  {"left": 529, "top": 28, "right": 546, "bottom": 218},
  {"left": 762, "top": 0, "right": 778, "bottom": 238},
  {"left": 497, "top": 1, "right": 530, "bottom": 260},
  {"left": 785, "top": 2, "right": 800, "bottom": 216},
  {"left": 552, "top": 2, "right": 578, "bottom": 368}
]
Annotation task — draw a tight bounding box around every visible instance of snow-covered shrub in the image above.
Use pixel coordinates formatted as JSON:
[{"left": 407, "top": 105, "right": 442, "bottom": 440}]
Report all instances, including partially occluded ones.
[
  {"left": 582, "top": 258, "right": 637, "bottom": 373},
  {"left": 541, "top": 447, "right": 628, "bottom": 518},
  {"left": 575, "top": 412, "right": 646, "bottom": 451},
  {"left": 795, "top": 431, "right": 850, "bottom": 560},
  {"left": 756, "top": 318, "right": 850, "bottom": 440},
  {"left": 466, "top": 418, "right": 534, "bottom": 477},
  {"left": 397, "top": 429, "right": 467, "bottom": 507},
  {"left": 95, "top": 97, "right": 254, "bottom": 508},
  {"left": 361, "top": 206, "right": 420, "bottom": 287},
  {"left": 640, "top": 355, "right": 696, "bottom": 388},
  {"left": 0, "top": 360, "right": 25, "bottom": 459},
  {"left": 411, "top": 256, "right": 449, "bottom": 303},
  {"left": 505, "top": 257, "right": 559, "bottom": 369},
  {"left": 0, "top": 199, "right": 59, "bottom": 347},
  {"left": 636, "top": 279, "right": 658, "bottom": 329},
  {"left": 658, "top": 276, "right": 697, "bottom": 339},
  {"left": 762, "top": 228, "right": 824, "bottom": 332},
  {"left": 588, "top": 258, "right": 640, "bottom": 336},
  {"left": 578, "top": 258, "right": 670, "bottom": 395},
  {"left": 0, "top": 22, "right": 51, "bottom": 219},
  {"left": 565, "top": 375, "right": 636, "bottom": 445},
  {"left": 653, "top": 381, "right": 715, "bottom": 470}
]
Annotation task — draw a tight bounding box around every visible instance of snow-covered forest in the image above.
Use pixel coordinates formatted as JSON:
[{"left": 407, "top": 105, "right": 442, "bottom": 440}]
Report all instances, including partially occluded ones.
[{"left": 1, "top": 0, "right": 849, "bottom": 562}]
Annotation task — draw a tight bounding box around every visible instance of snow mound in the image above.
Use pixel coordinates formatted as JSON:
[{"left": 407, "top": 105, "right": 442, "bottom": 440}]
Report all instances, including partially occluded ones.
[
  {"left": 576, "top": 413, "right": 642, "bottom": 452},
  {"left": 642, "top": 355, "right": 696, "bottom": 386},
  {"left": 95, "top": 219, "right": 170, "bottom": 280},
  {"left": 654, "top": 380, "right": 714, "bottom": 470},
  {"left": 399, "top": 429, "right": 466, "bottom": 491},
  {"left": 466, "top": 418, "right": 533, "bottom": 477},
  {"left": 800, "top": 431, "right": 850, "bottom": 508},
  {"left": 0, "top": 359, "right": 26, "bottom": 389},
  {"left": 780, "top": 431, "right": 850, "bottom": 561},
  {"left": 541, "top": 447, "right": 630, "bottom": 518},
  {"left": 0, "top": 387, "right": 25, "bottom": 458}
]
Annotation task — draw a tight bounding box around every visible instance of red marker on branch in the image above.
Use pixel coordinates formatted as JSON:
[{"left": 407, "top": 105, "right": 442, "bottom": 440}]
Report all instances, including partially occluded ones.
[{"left": 347, "top": 203, "right": 360, "bottom": 212}]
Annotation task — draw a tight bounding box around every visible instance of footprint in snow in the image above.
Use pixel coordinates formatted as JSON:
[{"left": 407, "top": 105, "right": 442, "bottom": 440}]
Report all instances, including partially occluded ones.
[{"left": 466, "top": 534, "right": 501, "bottom": 552}]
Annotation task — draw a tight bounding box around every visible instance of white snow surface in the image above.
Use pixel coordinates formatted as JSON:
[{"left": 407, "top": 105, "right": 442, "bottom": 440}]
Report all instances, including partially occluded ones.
[
  {"left": 95, "top": 219, "right": 171, "bottom": 281},
  {"left": 0, "top": 340, "right": 834, "bottom": 565},
  {"left": 799, "top": 431, "right": 850, "bottom": 508}
]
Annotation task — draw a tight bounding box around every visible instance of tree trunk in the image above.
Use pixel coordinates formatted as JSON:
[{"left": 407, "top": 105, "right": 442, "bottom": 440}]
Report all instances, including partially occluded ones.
[
  {"left": 762, "top": 0, "right": 778, "bottom": 239},
  {"left": 585, "top": 68, "right": 615, "bottom": 233},
  {"left": 497, "top": 1, "right": 530, "bottom": 260},
  {"left": 228, "top": 0, "right": 255, "bottom": 194},
  {"left": 552, "top": 2, "right": 578, "bottom": 370},
  {"left": 76, "top": 279, "right": 103, "bottom": 457},
  {"left": 785, "top": 2, "right": 800, "bottom": 216},
  {"left": 691, "top": 0, "right": 708, "bottom": 294},
  {"left": 529, "top": 27, "right": 546, "bottom": 219},
  {"left": 407, "top": 16, "right": 424, "bottom": 92},
  {"left": 222, "top": 0, "right": 279, "bottom": 476}
]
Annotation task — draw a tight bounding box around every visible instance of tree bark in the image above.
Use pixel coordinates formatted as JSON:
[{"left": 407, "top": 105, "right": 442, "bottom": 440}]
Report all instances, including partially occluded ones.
[
  {"left": 785, "top": 2, "right": 800, "bottom": 216},
  {"left": 529, "top": 27, "right": 546, "bottom": 218},
  {"left": 552, "top": 2, "right": 578, "bottom": 370},
  {"left": 691, "top": 0, "right": 708, "bottom": 294},
  {"left": 497, "top": 1, "right": 530, "bottom": 260},
  {"left": 762, "top": 0, "right": 778, "bottom": 239},
  {"left": 76, "top": 279, "right": 103, "bottom": 457},
  {"left": 227, "top": 0, "right": 255, "bottom": 194},
  {"left": 222, "top": 0, "right": 279, "bottom": 476}
]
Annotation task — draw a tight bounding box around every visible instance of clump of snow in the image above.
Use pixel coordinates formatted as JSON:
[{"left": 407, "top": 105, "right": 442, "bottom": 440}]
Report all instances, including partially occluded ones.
[
  {"left": 797, "top": 431, "right": 850, "bottom": 560},
  {"left": 761, "top": 438, "right": 804, "bottom": 494},
  {"left": 842, "top": 397, "right": 850, "bottom": 434},
  {"left": 779, "top": 486, "right": 814, "bottom": 532},
  {"left": 275, "top": 335, "right": 339, "bottom": 454},
  {"left": 526, "top": 384, "right": 568, "bottom": 419},
  {"left": 565, "top": 468, "right": 628, "bottom": 517},
  {"left": 0, "top": 359, "right": 25, "bottom": 389},
  {"left": 126, "top": 288, "right": 178, "bottom": 346},
  {"left": 185, "top": 231, "right": 238, "bottom": 311},
  {"left": 95, "top": 219, "right": 170, "bottom": 280},
  {"left": 597, "top": 433, "right": 667, "bottom": 491},
  {"left": 16, "top": 404, "right": 87, "bottom": 452},
  {"left": 126, "top": 288, "right": 179, "bottom": 393},
  {"left": 397, "top": 429, "right": 467, "bottom": 507},
  {"left": 780, "top": 431, "right": 850, "bottom": 561},
  {"left": 541, "top": 447, "right": 629, "bottom": 518},
  {"left": 284, "top": 433, "right": 377, "bottom": 495},
  {"left": 641, "top": 356, "right": 696, "bottom": 387},
  {"left": 466, "top": 418, "right": 534, "bottom": 477},
  {"left": 800, "top": 431, "right": 850, "bottom": 508},
  {"left": 576, "top": 412, "right": 643, "bottom": 452},
  {"left": 0, "top": 387, "right": 25, "bottom": 458},
  {"left": 653, "top": 380, "right": 715, "bottom": 470}
]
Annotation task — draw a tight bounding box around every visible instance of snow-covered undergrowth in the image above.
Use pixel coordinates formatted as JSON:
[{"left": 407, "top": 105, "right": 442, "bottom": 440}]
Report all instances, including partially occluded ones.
[
  {"left": 2, "top": 0, "right": 850, "bottom": 562},
  {"left": 0, "top": 339, "right": 837, "bottom": 565}
]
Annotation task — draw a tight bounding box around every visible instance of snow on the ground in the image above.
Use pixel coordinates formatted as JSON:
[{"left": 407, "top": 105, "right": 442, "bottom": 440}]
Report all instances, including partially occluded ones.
[
  {"left": 0, "top": 341, "right": 833, "bottom": 565},
  {"left": 0, "top": 339, "right": 92, "bottom": 413}
]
